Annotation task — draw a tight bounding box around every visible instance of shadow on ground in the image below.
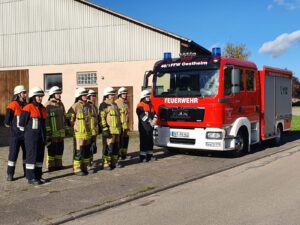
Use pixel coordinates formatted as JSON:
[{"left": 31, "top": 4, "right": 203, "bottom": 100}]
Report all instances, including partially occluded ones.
[{"left": 0, "top": 126, "right": 10, "bottom": 147}]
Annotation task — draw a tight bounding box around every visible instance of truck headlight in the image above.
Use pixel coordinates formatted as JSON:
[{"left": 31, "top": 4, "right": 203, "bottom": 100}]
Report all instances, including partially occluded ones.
[{"left": 206, "top": 132, "right": 223, "bottom": 140}]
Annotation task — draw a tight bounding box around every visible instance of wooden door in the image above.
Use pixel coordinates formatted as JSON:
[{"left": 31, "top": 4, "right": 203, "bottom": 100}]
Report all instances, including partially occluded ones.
[{"left": 0, "top": 70, "right": 29, "bottom": 126}]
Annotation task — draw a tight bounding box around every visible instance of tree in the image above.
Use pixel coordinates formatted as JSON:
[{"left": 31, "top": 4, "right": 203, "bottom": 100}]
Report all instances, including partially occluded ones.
[
  {"left": 223, "top": 43, "right": 251, "bottom": 60},
  {"left": 292, "top": 76, "right": 300, "bottom": 99}
]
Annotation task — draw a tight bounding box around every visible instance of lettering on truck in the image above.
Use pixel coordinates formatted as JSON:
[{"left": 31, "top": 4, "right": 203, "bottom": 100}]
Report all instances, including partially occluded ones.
[{"left": 164, "top": 98, "right": 199, "bottom": 104}]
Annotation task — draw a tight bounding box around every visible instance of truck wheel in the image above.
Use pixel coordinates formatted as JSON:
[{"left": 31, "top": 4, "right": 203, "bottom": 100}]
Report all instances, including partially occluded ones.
[
  {"left": 231, "top": 129, "right": 248, "bottom": 157},
  {"left": 272, "top": 125, "right": 283, "bottom": 146}
]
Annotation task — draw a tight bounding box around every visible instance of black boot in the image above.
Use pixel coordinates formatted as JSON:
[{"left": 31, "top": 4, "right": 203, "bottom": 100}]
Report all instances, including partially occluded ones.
[
  {"left": 146, "top": 154, "right": 157, "bottom": 162},
  {"left": 28, "top": 179, "right": 42, "bottom": 185},
  {"left": 7, "top": 165, "right": 15, "bottom": 181},
  {"left": 7, "top": 174, "right": 14, "bottom": 181},
  {"left": 75, "top": 171, "right": 87, "bottom": 176},
  {"left": 139, "top": 155, "right": 146, "bottom": 163}
]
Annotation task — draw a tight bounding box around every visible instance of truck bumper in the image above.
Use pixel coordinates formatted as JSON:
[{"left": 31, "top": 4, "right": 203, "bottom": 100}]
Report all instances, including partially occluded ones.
[{"left": 153, "top": 126, "right": 236, "bottom": 151}]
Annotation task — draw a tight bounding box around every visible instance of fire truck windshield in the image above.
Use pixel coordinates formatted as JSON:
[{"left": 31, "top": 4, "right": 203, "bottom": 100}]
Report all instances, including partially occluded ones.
[{"left": 154, "top": 69, "right": 219, "bottom": 97}]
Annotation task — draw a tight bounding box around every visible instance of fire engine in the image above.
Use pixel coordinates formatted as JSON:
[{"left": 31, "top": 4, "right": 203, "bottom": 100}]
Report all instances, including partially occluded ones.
[{"left": 143, "top": 48, "right": 292, "bottom": 156}]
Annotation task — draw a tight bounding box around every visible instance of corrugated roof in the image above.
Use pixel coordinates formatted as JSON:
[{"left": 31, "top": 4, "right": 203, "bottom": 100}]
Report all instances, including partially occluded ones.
[{"left": 76, "top": 0, "right": 211, "bottom": 55}]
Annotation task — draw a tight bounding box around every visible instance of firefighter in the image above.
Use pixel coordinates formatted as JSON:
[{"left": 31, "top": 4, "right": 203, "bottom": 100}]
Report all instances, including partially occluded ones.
[
  {"left": 45, "top": 86, "right": 66, "bottom": 172},
  {"left": 136, "top": 89, "right": 157, "bottom": 162},
  {"left": 87, "top": 89, "right": 99, "bottom": 172},
  {"left": 68, "top": 88, "right": 92, "bottom": 176},
  {"left": 19, "top": 87, "right": 47, "bottom": 185},
  {"left": 115, "top": 87, "right": 130, "bottom": 160},
  {"left": 99, "top": 87, "right": 122, "bottom": 170},
  {"left": 4, "top": 85, "right": 27, "bottom": 181}
]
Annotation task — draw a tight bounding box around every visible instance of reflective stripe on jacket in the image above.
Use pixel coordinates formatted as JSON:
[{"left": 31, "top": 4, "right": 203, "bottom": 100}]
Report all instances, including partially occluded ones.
[
  {"left": 68, "top": 100, "right": 92, "bottom": 140},
  {"left": 45, "top": 98, "right": 66, "bottom": 138},
  {"left": 4, "top": 100, "right": 26, "bottom": 128},
  {"left": 99, "top": 99, "right": 121, "bottom": 134},
  {"left": 88, "top": 100, "right": 99, "bottom": 136},
  {"left": 115, "top": 98, "right": 129, "bottom": 130}
]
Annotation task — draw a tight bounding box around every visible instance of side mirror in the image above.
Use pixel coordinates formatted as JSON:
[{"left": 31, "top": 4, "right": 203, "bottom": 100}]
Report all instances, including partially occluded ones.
[
  {"left": 231, "top": 69, "right": 240, "bottom": 94},
  {"left": 142, "top": 70, "right": 153, "bottom": 90}
]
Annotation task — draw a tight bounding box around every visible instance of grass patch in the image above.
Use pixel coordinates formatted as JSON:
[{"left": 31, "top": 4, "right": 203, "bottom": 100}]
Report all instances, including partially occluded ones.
[{"left": 292, "top": 115, "right": 300, "bottom": 131}]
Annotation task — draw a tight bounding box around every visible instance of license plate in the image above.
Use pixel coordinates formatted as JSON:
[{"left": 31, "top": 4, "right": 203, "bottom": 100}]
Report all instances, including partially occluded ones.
[{"left": 170, "top": 131, "right": 189, "bottom": 138}]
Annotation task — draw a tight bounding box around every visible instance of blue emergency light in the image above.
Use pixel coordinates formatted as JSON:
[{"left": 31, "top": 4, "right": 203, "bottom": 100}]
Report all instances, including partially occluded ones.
[
  {"left": 212, "top": 47, "right": 221, "bottom": 56},
  {"left": 163, "top": 52, "right": 172, "bottom": 61}
]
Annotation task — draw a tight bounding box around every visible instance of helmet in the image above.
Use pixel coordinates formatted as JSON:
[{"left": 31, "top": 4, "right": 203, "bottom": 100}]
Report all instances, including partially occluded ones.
[
  {"left": 14, "top": 85, "right": 26, "bottom": 95},
  {"left": 118, "top": 87, "right": 128, "bottom": 96},
  {"left": 140, "top": 89, "right": 151, "bottom": 99},
  {"left": 75, "top": 87, "right": 88, "bottom": 98},
  {"left": 49, "top": 86, "right": 62, "bottom": 96},
  {"left": 29, "top": 87, "right": 44, "bottom": 98},
  {"left": 87, "top": 89, "right": 97, "bottom": 96},
  {"left": 103, "top": 87, "right": 116, "bottom": 96}
]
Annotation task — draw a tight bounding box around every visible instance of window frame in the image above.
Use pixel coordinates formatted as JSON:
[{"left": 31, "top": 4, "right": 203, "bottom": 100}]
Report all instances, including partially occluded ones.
[
  {"left": 76, "top": 71, "right": 98, "bottom": 86},
  {"left": 44, "top": 73, "right": 63, "bottom": 92},
  {"left": 246, "top": 70, "right": 255, "bottom": 91}
]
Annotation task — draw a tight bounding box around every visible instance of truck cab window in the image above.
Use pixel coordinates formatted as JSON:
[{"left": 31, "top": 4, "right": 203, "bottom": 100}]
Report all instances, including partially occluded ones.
[
  {"left": 224, "top": 67, "right": 232, "bottom": 95},
  {"left": 246, "top": 70, "right": 255, "bottom": 91},
  {"left": 154, "top": 70, "right": 219, "bottom": 97},
  {"left": 239, "top": 69, "right": 244, "bottom": 91}
]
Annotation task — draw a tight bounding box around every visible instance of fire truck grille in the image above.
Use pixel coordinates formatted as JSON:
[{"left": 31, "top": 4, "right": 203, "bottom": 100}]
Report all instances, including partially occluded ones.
[
  {"left": 159, "top": 106, "right": 204, "bottom": 122},
  {"left": 170, "top": 138, "right": 196, "bottom": 145}
]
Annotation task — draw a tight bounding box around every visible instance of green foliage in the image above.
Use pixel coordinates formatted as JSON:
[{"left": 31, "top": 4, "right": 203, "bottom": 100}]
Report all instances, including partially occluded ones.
[
  {"left": 223, "top": 43, "right": 251, "bottom": 60},
  {"left": 291, "top": 115, "right": 300, "bottom": 131}
]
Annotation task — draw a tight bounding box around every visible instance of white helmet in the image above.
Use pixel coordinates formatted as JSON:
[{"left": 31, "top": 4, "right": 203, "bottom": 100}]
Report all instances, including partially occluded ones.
[
  {"left": 118, "top": 87, "right": 128, "bottom": 96},
  {"left": 49, "top": 86, "right": 62, "bottom": 96},
  {"left": 29, "top": 87, "right": 44, "bottom": 98},
  {"left": 140, "top": 89, "right": 151, "bottom": 100},
  {"left": 14, "top": 85, "right": 26, "bottom": 95},
  {"left": 87, "top": 89, "right": 97, "bottom": 96},
  {"left": 75, "top": 87, "right": 88, "bottom": 98},
  {"left": 103, "top": 87, "right": 116, "bottom": 96}
]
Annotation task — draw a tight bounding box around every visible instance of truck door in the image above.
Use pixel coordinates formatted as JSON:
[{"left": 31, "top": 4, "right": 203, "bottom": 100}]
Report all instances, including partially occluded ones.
[
  {"left": 223, "top": 66, "right": 244, "bottom": 125},
  {"left": 223, "top": 67, "right": 259, "bottom": 124}
]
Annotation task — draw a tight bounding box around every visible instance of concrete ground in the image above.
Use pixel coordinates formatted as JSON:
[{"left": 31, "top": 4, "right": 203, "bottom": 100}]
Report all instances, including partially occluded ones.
[{"left": 1, "top": 108, "right": 300, "bottom": 225}]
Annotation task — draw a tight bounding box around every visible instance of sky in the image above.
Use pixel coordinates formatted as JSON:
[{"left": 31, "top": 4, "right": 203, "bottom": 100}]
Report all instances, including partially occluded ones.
[{"left": 91, "top": 0, "right": 300, "bottom": 77}]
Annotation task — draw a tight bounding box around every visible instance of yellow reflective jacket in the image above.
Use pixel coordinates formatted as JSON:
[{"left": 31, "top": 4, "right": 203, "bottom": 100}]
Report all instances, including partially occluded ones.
[
  {"left": 87, "top": 100, "right": 99, "bottom": 136},
  {"left": 114, "top": 98, "right": 129, "bottom": 130},
  {"left": 68, "top": 100, "right": 92, "bottom": 140},
  {"left": 99, "top": 99, "right": 121, "bottom": 134},
  {"left": 45, "top": 98, "right": 66, "bottom": 138}
]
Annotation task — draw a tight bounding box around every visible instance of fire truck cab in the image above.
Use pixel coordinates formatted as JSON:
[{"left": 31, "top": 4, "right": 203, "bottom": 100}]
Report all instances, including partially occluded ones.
[{"left": 143, "top": 49, "right": 292, "bottom": 156}]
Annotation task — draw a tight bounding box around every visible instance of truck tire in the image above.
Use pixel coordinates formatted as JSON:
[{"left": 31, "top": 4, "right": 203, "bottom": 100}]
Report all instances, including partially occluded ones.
[
  {"left": 272, "top": 124, "right": 283, "bottom": 146},
  {"left": 231, "top": 129, "right": 248, "bottom": 157}
]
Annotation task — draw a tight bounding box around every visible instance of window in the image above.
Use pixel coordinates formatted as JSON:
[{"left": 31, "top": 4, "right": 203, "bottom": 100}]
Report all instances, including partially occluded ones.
[
  {"left": 44, "top": 73, "right": 62, "bottom": 91},
  {"left": 77, "top": 72, "right": 97, "bottom": 86},
  {"left": 224, "top": 67, "right": 232, "bottom": 95},
  {"left": 246, "top": 70, "right": 255, "bottom": 91},
  {"left": 239, "top": 69, "right": 244, "bottom": 91},
  {"left": 154, "top": 69, "right": 219, "bottom": 97}
]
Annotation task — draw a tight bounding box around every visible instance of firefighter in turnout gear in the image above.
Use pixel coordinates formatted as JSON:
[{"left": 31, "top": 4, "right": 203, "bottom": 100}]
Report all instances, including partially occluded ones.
[
  {"left": 45, "top": 86, "right": 66, "bottom": 172},
  {"left": 68, "top": 88, "right": 92, "bottom": 176},
  {"left": 4, "top": 85, "right": 27, "bottom": 181},
  {"left": 87, "top": 89, "right": 99, "bottom": 172},
  {"left": 136, "top": 89, "right": 157, "bottom": 162},
  {"left": 115, "top": 87, "right": 130, "bottom": 160},
  {"left": 19, "top": 87, "right": 47, "bottom": 185},
  {"left": 99, "top": 87, "right": 122, "bottom": 170}
]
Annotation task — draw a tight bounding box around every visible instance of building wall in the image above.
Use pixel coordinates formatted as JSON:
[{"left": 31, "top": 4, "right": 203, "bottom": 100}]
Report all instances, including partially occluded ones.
[
  {"left": 0, "top": 60, "right": 157, "bottom": 130},
  {"left": 0, "top": 0, "right": 181, "bottom": 67}
]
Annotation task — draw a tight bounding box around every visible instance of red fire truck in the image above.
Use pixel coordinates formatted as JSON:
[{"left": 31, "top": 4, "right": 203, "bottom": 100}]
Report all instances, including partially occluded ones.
[{"left": 143, "top": 48, "right": 292, "bottom": 156}]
